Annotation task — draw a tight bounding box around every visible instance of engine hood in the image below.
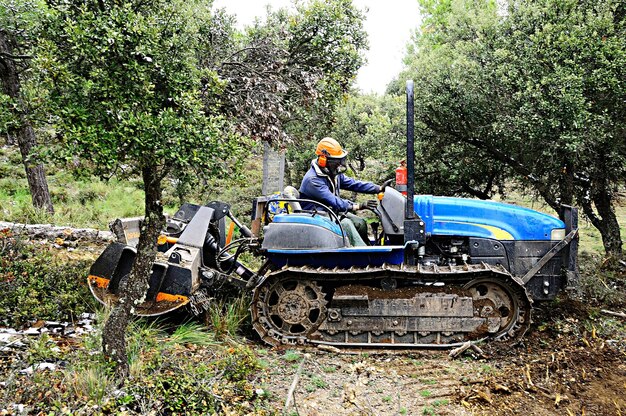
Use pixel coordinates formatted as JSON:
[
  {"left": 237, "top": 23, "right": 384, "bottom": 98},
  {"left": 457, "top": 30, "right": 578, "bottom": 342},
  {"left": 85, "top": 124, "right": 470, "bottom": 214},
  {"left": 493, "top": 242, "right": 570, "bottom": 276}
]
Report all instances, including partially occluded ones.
[{"left": 414, "top": 195, "right": 565, "bottom": 241}]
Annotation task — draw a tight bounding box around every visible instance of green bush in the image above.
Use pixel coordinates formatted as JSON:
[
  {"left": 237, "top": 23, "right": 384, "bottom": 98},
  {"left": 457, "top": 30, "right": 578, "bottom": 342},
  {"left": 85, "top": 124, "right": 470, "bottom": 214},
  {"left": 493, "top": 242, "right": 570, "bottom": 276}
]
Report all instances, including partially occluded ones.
[
  {"left": 117, "top": 343, "right": 265, "bottom": 415},
  {"left": 206, "top": 294, "right": 251, "bottom": 339},
  {"left": 0, "top": 232, "right": 95, "bottom": 327},
  {"left": 578, "top": 252, "right": 626, "bottom": 308}
]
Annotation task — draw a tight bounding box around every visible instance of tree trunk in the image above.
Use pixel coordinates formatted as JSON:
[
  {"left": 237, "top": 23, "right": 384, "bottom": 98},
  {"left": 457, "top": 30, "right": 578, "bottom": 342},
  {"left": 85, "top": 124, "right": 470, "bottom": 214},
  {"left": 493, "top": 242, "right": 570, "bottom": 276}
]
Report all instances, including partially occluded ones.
[
  {"left": 101, "top": 164, "right": 165, "bottom": 379},
  {"left": 579, "top": 183, "right": 623, "bottom": 257},
  {"left": 558, "top": 162, "right": 574, "bottom": 207},
  {"left": 4, "top": 133, "right": 15, "bottom": 146},
  {"left": 0, "top": 30, "right": 54, "bottom": 214},
  {"left": 592, "top": 191, "right": 623, "bottom": 257}
]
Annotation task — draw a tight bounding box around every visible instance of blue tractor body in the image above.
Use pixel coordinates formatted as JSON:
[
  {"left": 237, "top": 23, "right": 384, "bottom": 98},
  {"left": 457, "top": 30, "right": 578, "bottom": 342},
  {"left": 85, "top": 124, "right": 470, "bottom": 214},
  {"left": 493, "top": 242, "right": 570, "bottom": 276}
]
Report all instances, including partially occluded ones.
[{"left": 261, "top": 189, "right": 575, "bottom": 303}]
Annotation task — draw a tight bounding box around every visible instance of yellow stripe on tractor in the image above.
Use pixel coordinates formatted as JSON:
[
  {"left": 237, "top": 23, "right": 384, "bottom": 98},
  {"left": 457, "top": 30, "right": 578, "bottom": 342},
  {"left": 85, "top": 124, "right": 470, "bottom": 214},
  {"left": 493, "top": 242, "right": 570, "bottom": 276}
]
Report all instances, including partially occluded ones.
[{"left": 475, "top": 224, "right": 515, "bottom": 240}]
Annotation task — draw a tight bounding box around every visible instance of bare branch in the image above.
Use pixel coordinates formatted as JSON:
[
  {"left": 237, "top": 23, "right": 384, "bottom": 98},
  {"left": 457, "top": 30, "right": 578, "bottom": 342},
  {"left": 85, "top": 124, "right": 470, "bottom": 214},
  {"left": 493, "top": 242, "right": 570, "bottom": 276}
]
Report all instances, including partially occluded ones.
[{"left": 0, "top": 52, "right": 32, "bottom": 60}]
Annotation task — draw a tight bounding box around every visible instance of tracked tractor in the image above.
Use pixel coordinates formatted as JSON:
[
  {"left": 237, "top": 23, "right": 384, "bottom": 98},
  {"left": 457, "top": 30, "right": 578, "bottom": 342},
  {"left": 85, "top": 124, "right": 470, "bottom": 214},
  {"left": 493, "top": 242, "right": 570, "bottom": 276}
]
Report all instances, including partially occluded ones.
[{"left": 88, "top": 81, "right": 579, "bottom": 348}]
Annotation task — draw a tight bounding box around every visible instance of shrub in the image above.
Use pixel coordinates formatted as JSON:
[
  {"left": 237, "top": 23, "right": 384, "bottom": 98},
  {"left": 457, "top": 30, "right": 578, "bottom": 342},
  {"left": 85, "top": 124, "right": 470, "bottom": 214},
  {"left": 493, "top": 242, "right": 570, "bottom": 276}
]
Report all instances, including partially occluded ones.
[
  {"left": 578, "top": 252, "right": 626, "bottom": 308},
  {"left": 119, "top": 343, "right": 265, "bottom": 415},
  {"left": 0, "top": 231, "right": 95, "bottom": 327}
]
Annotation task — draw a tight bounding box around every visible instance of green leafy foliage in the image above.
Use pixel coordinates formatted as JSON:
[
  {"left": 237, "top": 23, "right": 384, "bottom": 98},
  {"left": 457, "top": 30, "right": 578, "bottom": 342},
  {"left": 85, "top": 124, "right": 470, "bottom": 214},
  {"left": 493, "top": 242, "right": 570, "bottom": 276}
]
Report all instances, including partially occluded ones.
[
  {"left": 205, "top": 0, "right": 368, "bottom": 145},
  {"left": 397, "top": 0, "right": 626, "bottom": 255},
  {"left": 0, "top": 148, "right": 145, "bottom": 227},
  {"left": 0, "top": 230, "right": 95, "bottom": 327},
  {"left": 0, "top": 93, "right": 16, "bottom": 133},
  {"left": 578, "top": 252, "right": 626, "bottom": 308},
  {"left": 41, "top": 0, "right": 242, "bottom": 182},
  {"left": 1, "top": 311, "right": 270, "bottom": 414},
  {"left": 206, "top": 294, "right": 251, "bottom": 340},
  {"left": 329, "top": 93, "right": 405, "bottom": 182},
  {"left": 26, "top": 333, "right": 61, "bottom": 364},
  {"left": 165, "top": 321, "right": 217, "bottom": 347},
  {"left": 0, "top": 0, "right": 50, "bottom": 136},
  {"left": 38, "top": 0, "right": 249, "bottom": 376},
  {"left": 282, "top": 350, "right": 302, "bottom": 363},
  {"left": 285, "top": 93, "right": 405, "bottom": 193}
]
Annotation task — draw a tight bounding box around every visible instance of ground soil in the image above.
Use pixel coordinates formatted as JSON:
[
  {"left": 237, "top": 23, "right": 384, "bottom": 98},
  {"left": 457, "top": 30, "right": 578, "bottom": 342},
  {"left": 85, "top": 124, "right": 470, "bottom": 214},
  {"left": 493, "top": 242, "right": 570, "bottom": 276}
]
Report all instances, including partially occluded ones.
[{"left": 257, "top": 298, "right": 625, "bottom": 416}]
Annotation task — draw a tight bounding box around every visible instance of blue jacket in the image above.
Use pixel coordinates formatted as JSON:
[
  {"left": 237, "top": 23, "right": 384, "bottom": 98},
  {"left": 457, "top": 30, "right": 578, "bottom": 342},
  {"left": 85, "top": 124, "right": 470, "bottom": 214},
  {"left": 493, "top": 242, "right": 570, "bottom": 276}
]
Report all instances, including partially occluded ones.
[{"left": 299, "top": 160, "right": 380, "bottom": 212}]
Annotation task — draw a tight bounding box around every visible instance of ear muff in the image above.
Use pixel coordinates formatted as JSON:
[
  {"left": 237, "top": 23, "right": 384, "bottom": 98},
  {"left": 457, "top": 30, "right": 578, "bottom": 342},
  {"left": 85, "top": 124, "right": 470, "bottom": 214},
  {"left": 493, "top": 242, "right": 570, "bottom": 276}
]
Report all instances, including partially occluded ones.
[{"left": 318, "top": 149, "right": 329, "bottom": 168}]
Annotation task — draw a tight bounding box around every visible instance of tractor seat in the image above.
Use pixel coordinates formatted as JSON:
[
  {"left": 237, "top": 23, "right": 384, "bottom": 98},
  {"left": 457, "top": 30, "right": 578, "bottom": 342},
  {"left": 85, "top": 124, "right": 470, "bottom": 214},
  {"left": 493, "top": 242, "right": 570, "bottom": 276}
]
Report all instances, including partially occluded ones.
[{"left": 283, "top": 186, "right": 302, "bottom": 212}]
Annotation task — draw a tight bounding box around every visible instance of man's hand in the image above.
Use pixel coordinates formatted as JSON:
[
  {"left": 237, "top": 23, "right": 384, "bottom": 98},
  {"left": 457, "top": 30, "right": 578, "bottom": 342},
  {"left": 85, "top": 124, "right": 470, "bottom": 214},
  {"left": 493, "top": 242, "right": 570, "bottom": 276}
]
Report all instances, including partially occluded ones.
[{"left": 358, "top": 200, "right": 378, "bottom": 211}]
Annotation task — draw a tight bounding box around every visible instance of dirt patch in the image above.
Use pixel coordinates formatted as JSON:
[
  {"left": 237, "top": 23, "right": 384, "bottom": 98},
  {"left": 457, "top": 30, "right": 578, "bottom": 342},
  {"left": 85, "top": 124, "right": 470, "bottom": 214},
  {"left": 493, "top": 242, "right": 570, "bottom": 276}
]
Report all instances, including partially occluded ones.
[
  {"left": 464, "top": 299, "right": 626, "bottom": 416},
  {"left": 259, "top": 349, "right": 473, "bottom": 415},
  {"left": 466, "top": 338, "right": 626, "bottom": 416},
  {"left": 257, "top": 297, "right": 625, "bottom": 416}
]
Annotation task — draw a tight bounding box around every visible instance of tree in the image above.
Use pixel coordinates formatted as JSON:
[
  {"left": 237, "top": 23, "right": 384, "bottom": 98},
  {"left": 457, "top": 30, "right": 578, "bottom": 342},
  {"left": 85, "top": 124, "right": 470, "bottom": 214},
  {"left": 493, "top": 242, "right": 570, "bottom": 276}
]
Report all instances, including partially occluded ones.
[
  {"left": 496, "top": 0, "right": 626, "bottom": 255},
  {"left": 205, "top": 0, "right": 368, "bottom": 145},
  {"left": 169, "top": 0, "right": 368, "bottom": 200},
  {"left": 41, "top": 0, "right": 367, "bottom": 378},
  {"left": 41, "top": 0, "right": 243, "bottom": 378},
  {"left": 398, "top": 0, "right": 626, "bottom": 256},
  {"left": 0, "top": 0, "right": 54, "bottom": 214}
]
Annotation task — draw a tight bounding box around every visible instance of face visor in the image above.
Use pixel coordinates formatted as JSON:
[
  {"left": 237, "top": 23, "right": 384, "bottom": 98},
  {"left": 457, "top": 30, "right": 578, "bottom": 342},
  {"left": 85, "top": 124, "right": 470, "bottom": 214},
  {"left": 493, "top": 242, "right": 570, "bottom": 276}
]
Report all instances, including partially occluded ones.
[{"left": 326, "top": 156, "right": 347, "bottom": 175}]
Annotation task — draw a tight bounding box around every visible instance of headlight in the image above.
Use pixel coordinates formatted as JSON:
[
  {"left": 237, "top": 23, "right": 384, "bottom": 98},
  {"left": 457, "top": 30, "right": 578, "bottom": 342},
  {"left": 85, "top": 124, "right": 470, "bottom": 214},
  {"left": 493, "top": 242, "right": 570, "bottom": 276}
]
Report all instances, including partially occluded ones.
[{"left": 550, "top": 228, "right": 565, "bottom": 241}]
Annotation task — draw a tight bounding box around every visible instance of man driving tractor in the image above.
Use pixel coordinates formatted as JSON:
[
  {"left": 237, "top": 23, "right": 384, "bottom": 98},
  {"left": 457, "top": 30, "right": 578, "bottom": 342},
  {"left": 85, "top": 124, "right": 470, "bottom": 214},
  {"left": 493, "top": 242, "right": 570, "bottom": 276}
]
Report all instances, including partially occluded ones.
[{"left": 298, "top": 137, "right": 388, "bottom": 246}]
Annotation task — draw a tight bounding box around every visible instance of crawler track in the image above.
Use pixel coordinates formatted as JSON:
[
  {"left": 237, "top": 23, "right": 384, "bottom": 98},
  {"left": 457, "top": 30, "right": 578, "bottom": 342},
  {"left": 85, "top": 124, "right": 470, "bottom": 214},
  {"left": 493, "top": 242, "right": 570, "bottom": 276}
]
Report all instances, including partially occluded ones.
[{"left": 250, "top": 262, "right": 531, "bottom": 348}]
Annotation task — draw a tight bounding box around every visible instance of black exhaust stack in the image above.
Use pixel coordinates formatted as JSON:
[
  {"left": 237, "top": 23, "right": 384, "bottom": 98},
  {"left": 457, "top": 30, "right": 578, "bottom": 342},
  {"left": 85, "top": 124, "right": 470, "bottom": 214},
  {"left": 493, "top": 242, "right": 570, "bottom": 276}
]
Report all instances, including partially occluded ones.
[
  {"left": 403, "top": 80, "right": 425, "bottom": 252},
  {"left": 405, "top": 80, "right": 416, "bottom": 220}
]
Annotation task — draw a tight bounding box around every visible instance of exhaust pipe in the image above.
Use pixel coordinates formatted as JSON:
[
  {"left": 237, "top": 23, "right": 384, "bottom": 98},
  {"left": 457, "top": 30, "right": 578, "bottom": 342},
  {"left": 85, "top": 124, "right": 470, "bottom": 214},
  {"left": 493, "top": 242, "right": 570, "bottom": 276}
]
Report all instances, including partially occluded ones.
[
  {"left": 403, "top": 80, "right": 425, "bottom": 253},
  {"left": 406, "top": 80, "right": 415, "bottom": 220}
]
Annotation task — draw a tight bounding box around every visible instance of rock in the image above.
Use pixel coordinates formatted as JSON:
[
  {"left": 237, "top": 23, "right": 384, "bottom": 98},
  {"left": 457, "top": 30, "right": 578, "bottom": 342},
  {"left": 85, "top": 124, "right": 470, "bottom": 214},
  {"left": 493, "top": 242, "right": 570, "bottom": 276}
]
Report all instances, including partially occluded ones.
[{"left": 20, "top": 362, "right": 57, "bottom": 374}]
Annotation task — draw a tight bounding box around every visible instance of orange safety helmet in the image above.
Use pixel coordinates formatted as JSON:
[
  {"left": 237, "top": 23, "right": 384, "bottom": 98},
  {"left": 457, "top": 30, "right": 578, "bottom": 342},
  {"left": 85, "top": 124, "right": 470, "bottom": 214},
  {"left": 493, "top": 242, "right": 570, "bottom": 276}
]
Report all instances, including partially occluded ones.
[{"left": 315, "top": 137, "right": 347, "bottom": 167}]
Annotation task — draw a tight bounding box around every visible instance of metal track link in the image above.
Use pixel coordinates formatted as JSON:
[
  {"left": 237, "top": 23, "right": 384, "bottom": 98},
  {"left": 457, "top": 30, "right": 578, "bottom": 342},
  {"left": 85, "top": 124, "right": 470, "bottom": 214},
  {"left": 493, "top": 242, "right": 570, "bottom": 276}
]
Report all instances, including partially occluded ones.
[{"left": 250, "top": 262, "right": 532, "bottom": 349}]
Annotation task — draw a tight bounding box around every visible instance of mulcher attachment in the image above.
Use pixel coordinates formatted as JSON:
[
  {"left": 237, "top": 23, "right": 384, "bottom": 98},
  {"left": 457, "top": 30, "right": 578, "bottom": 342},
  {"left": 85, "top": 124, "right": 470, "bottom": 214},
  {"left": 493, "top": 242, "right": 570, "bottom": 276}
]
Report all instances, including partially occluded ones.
[{"left": 88, "top": 206, "right": 215, "bottom": 316}]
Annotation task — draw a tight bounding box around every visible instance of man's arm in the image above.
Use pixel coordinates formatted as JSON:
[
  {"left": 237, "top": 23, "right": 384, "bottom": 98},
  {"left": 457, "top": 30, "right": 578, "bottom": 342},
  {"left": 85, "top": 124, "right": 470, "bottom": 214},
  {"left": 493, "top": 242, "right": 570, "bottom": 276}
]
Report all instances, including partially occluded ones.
[
  {"left": 339, "top": 175, "right": 381, "bottom": 194},
  {"left": 302, "top": 176, "right": 354, "bottom": 212}
]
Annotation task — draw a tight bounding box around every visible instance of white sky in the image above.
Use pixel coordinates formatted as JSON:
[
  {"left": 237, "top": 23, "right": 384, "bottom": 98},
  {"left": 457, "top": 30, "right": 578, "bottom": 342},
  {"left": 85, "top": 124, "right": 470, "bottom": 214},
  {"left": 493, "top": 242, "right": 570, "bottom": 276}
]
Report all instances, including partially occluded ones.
[{"left": 212, "top": 0, "right": 421, "bottom": 95}]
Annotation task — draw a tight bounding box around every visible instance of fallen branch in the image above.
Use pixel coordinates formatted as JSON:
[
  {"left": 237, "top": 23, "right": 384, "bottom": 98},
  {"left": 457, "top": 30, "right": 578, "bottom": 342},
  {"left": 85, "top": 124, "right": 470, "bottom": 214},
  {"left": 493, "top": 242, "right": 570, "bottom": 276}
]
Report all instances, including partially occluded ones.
[
  {"left": 463, "top": 388, "right": 493, "bottom": 404},
  {"left": 0, "top": 221, "right": 114, "bottom": 243},
  {"left": 470, "top": 343, "right": 486, "bottom": 357},
  {"left": 317, "top": 344, "right": 341, "bottom": 353},
  {"left": 449, "top": 341, "right": 472, "bottom": 359},
  {"left": 524, "top": 364, "right": 535, "bottom": 389},
  {"left": 601, "top": 309, "right": 626, "bottom": 319},
  {"left": 449, "top": 341, "right": 486, "bottom": 359},
  {"left": 284, "top": 354, "right": 307, "bottom": 411}
]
